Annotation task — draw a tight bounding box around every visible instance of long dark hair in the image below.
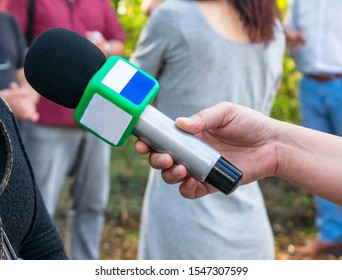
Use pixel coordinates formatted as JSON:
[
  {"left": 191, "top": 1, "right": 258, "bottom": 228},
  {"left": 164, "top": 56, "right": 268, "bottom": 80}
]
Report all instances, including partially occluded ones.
[{"left": 230, "top": 0, "right": 279, "bottom": 43}]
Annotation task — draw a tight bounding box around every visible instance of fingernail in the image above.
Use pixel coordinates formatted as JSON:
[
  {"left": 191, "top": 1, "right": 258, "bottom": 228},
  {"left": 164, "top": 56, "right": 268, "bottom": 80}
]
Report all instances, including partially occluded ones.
[{"left": 177, "top": 117, "right": 192, "bottom": 124}]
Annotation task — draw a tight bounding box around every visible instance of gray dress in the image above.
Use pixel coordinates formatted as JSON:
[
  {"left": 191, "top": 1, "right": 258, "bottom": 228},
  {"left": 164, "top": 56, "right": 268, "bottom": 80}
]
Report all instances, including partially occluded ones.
[{"left": 130, "top": 0, "right": 285, "bottom": 259}]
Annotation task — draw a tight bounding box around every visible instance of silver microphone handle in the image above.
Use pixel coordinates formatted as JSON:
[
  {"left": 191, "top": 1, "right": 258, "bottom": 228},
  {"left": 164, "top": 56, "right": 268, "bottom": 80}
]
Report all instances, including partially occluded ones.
[{"left": 133, "top": 105, "right": 242, "bottom": 194}]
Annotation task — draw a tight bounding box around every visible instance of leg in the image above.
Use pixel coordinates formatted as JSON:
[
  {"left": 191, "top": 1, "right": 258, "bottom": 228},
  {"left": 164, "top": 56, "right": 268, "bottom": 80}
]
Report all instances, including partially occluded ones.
[
  {"left": 69, "top": 132, "right": 111, "bottom": 260},
  {"left": 20, "top": 122, "right": 83, "bottom": 217},
  {"left": 317, "top": 79, "right": 342, "bottom": 246},
  {"left": 299, "top": 77, "right": 332, "bottom": 133},
  {"left": 295, "top": 77, "right": 342, "bottom": 258}
]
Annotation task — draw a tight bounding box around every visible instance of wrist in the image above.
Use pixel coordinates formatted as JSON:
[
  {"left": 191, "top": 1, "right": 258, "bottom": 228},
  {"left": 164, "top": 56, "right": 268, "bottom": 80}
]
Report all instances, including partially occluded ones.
[{"left": 272, "top": 119, "right": 297, "bottom": 180}]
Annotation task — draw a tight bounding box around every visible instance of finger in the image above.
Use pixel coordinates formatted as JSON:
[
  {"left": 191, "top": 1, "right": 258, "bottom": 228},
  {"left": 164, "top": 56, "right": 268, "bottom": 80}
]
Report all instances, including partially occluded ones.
[
  {"left": 134, "top": 140, "right": 152, "bottom": 154},
  {"left": 9, "top": 82, "right": 19, "bottom": 90},
  {"left": 149, "top": 152, "right": 174, "bottom": 169},
  {"left": 179, "top": 177, "right": 208, "bottom": 199},
  {"left": 29, "top": 112, "right": 40, "bottom": 122},
  {"left": 179, "top": 178, "right": 218, "bottom": 199},
  {"left": 175, "top": 102, "right": 236, "bottom": 133},
  {"left": 160, "top": 164, "right": 188, "bottom": 184}
]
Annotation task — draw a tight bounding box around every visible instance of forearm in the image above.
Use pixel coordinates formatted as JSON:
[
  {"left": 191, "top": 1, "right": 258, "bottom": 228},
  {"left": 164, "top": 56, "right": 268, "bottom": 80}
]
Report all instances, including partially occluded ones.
[{"left": 275, "top": 120, "right": 342, "bottom": 204}]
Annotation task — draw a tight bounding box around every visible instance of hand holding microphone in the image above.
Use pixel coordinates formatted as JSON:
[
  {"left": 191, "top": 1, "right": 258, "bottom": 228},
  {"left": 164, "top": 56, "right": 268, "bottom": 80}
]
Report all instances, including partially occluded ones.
[{"left": 24, "top": 28, "right": 242, "bottom": 195}]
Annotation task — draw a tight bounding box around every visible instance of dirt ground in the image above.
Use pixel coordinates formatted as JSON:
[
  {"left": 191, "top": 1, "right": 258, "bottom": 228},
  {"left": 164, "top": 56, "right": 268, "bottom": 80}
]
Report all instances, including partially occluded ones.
[{"left": 56, "top": 177, "right": 342, "bottom": 260}]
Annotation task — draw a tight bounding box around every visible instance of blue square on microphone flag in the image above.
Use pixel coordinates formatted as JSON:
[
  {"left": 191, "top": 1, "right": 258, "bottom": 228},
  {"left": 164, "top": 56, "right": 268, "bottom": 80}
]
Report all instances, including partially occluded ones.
[{"left": 101, "top": 59, "right": 156, "bottom": 105}]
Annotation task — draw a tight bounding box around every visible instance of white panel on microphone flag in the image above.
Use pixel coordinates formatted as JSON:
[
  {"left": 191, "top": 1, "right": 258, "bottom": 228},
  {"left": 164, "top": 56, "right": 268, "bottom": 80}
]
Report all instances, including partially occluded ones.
[
  {"left": 101, "top": 58, "right": 155, "bottom": 105},
  {"left": 80, "top": 93, "right": 132, "bottom": 145}
]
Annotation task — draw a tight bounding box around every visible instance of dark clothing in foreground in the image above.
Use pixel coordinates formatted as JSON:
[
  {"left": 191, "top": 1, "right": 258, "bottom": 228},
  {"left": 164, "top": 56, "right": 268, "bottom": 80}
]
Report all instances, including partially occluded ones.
[{"left": 0, "top": 98, "right": 68, "bottom": 260}]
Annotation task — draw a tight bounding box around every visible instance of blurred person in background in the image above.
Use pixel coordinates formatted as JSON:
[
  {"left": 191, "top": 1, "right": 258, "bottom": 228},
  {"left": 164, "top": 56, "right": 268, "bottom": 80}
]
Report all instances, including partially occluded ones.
[
  {"left": 286, "top": 0, "right": 342, "bottom": 259},
  {"left": 0, "top": 0, "right": 4, "bottom": 9},
  {"left": 130, "top": 0, "right": 285, "bottom": 259},
  {"left": 0, "top": 0, "right": 38, "bottom": 122},
  {"left": 6, "top": 0, "right": 125, "bottom": 260}
]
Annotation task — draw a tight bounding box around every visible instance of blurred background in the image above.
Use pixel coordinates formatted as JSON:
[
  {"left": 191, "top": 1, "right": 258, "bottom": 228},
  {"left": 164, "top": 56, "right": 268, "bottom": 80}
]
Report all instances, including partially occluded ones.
[{"left": 54, "top": 0, "right": 330, "bottom": 260}]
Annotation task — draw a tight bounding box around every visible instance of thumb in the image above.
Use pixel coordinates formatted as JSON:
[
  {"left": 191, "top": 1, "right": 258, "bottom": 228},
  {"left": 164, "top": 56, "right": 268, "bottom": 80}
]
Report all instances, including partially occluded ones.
[
  {"left": 174, "top": 116, "right": 202, "bottom": 134},
  {"left": 175, "top": 102, "right": 234, "bottom": 134}
]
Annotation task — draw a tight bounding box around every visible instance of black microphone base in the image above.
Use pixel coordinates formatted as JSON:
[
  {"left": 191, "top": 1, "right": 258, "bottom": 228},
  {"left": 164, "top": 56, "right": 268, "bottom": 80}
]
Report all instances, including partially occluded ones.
[{"left": 205, "top": 157, "right": 243, "bottom": 195}]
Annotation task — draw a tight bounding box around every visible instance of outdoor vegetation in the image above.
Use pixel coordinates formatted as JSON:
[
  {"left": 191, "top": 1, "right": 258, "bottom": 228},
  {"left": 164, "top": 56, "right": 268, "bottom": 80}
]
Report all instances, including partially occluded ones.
[{"left": 56, "top": 0, "right": 341, "bottom": 260}]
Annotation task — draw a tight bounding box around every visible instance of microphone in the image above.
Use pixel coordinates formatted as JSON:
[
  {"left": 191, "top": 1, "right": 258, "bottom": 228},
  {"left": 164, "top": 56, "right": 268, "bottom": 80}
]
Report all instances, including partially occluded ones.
[{"left": 24, "top": 28, "right": 242, "bottom": 195}]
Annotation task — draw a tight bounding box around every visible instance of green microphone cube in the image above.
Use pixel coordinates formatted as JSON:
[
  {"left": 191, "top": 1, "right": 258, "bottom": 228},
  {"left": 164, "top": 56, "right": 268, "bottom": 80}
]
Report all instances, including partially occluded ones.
[{"left": 74, "top": 56, "right": 160, "bottom": 146}]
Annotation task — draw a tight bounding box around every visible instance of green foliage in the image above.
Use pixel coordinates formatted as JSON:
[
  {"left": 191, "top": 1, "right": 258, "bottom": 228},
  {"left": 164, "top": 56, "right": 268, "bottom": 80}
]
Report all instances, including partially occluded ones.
[
  {"left": 276, "top": 0, "right": 289, "bottom": 20},
  {"left": 272, "top": 0, "right": 301, "bottom": 124},
  {"left": 113, "top": 0, "right": 148, "bottom": 58},
  {"left": 271, "top": 52, "right": 301, "bottom": 124}
]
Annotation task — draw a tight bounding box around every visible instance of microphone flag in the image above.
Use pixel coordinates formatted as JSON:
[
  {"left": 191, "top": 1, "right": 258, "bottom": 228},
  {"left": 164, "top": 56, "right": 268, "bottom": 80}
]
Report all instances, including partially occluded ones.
[{"left": 74, "top": 56, "right": 159, "bottom": 146}]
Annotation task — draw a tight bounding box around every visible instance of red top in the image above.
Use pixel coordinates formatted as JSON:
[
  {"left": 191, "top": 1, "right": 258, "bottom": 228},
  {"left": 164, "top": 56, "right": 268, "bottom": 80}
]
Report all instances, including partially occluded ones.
[{"left": 7, "top": 0, "right": 125, "bottom": 126}]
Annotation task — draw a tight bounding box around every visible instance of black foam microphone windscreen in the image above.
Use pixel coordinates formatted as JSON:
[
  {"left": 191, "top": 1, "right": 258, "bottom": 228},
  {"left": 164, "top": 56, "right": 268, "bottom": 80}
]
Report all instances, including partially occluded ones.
[{"left": 24, "top": 28, "right": 106, "bottom": 108}]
